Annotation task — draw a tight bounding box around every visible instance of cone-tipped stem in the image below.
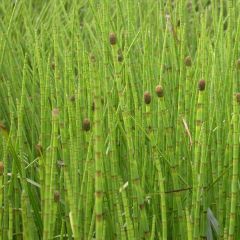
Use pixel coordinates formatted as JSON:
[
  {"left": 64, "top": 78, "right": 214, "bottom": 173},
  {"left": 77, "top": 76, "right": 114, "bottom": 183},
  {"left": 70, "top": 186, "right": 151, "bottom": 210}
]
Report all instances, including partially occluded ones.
[
  {"left": 83, "top": 118, "right": 91, "bottom": 131},
  {"left": 144, "top": 91, "right": 152, "bottom": 104},
  {"left": 155, "top": 85, "right": 164, "bottom": 98},
  {"left": 109, "top": 32, "right": 117, "bottom": 45},
  {"left": 198, "top": 80, "right": 206, "bottom": 91}
]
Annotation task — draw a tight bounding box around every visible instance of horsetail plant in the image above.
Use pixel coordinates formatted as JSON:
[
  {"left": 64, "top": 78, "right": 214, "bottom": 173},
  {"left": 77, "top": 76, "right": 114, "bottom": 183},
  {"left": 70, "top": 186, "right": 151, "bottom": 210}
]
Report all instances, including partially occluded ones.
[
  {"left": 1, "top": 1, "right": 240, "bottom": 239},
  {"left": 228, "top": 93, "right": 240, "bottom": 239}
]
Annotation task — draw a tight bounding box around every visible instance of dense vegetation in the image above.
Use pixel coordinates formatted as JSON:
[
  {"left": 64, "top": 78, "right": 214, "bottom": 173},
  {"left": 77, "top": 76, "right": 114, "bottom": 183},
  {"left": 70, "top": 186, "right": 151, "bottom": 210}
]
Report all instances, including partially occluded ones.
[{"left": 0, "top": 0, "right": 240, "bottom": 239}]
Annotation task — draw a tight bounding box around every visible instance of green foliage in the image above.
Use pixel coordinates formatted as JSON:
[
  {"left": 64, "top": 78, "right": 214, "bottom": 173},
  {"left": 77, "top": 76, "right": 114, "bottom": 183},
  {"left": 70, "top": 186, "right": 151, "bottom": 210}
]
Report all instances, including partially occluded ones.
[{"left": 0, "top": 0, "right": 240, "bottom": 239}]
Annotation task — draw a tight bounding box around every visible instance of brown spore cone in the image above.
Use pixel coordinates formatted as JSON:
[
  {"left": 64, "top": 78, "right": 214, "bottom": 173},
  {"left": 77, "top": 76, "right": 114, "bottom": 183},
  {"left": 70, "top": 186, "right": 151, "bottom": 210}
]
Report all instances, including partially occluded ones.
[
  {"left": 51, "top": 62, "right": 55, "bottom": 70},
  {"left": 236, "top": 59, "right": 240, "bottom": 70},
  {"left": 118, "top": 53, "right": 123, "bottom": 62},
  {"left": 144, "top": 91, "right": 152, "bottom": 104},
  {"left": 198, "top": 79, "right": 206, "bottom": 91},
  {"left": 184, "top": 56, "right": 192, "bottom": 67},
  {"left": 155, "top": 85, "right": 164, "bottom": 97},
  {"left": 109, "top": 32, "right": 117, "bottom": 45},
  {"left": 69, "top": 95, "right": 75, "bottom": 102},
  {"left": 118, "top": 49, "right": 124, "bottom": 62},
  {"left": 82, "top": 118, "right": 91, "bottom": 131},
  {"left": 52, "top": 108, "right": 60, "bottom": 117},
  {"left": 0, "top": 162, "right": 4, "bottom": 175},
  {"left": 54, "top": 191, "right": 60, "bottom": 202},
  {"left": 236, "top": 93, "right": 240, "bottom": 103},
  {"left": 35, "top": 143, "right": 43, "bottom": 155},
  {"left": 92, "top": 101, "right": 95, "bottom": 111}
]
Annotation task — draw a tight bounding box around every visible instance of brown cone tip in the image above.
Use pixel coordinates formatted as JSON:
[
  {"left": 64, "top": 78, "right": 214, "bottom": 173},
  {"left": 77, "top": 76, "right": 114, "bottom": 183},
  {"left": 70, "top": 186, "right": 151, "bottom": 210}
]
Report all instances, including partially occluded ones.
[
  {"left": 155, "top": 85, "right": 164, "bottom": 97},
  {"left": 109, "top": 32, "right": 117, "bottom": 45},
  {"left": 118, "top": 53, "right": 124, "bottom": 62},
  {"left": 184, "top": 56, "right": 192, "bottom": 67},
  {"left": 92, "top": 101, "right": 95, "bottom": 111},
  {"left": 236, "top": 93, "right": 240, "bottom": 103},
  {"left": 52, "top": 108, "right": 60, "bottom": 117},
  {"left": 54, "top": 191, "right": 60, "bottom": 202},
  {"left": 236, "top": 59, "right": 240, "bottom": 70},
  {"left": 51, "top": 62, "right": 55, "bottom": 70},
  {"left": 35, "top": 143, "right": 43, "bottom": 155},
  {"left": 144, "top": 91, "right": 151, "bottom": 104},
  {"left": 0, "top": 122, "right": 7, "bottom": 131},
  {"left": 0, "top": 162, "right": 4, "bottom": 175},
  {"left": 82, "top": 118, "right": 91, "bottom": 131},
  {"left": 90, "top": 53, "right": 96, "bottom": 63},
  {"left": 117, "top": 49, "right": 123, "bottom": 62},
  {"left": 69, "top": 95, "right": 75, "bottom": 102},
  {"left": 198, "top": 79, "right": 206, "bottom": 91}
]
